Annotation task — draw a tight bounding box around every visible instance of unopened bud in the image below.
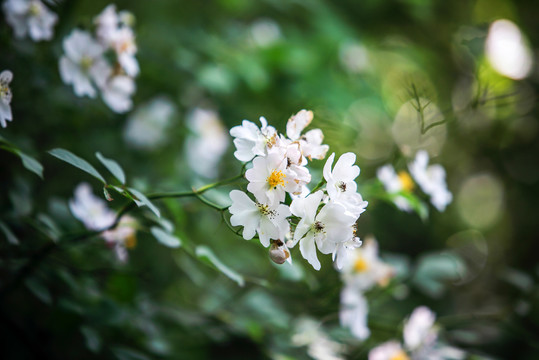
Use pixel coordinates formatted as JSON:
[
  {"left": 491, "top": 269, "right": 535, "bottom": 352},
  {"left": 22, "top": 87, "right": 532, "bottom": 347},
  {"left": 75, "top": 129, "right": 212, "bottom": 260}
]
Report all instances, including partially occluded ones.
[{"left": 269, "top": 240, "right": 290, "bottom": 265}]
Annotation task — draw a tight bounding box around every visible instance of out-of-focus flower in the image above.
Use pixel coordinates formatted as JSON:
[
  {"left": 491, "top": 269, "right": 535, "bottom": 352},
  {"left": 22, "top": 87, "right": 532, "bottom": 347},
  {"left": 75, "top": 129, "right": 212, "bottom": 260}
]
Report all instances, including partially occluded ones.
[
  {"left": 123, "top": 97, "right": 177, "bottom": 150},
  {"left": 290, "top": 191, "right": 356, "bottom": 270},
  {"left": 101, "top": 75, "right": 136, "bottom": 113},
  {"left": 369, "top": 341, "right": 409, "bottom": 360},
  {"left": 3, "top": 0, "right": 57, "bottom": 41},
  {"left": 333, "top": 236, "right": 362, "bottom": 270},
  {"left": 409, "top": 151, "right": 452, "bottom": 211},
  {"left": 377, "top": 164, "right": 413, "bottom": 212},
  {"left": 246, "top": 152, "right": 297, "bottom": 205},
  {"left": 324, "top": 152, "right": 368, "bottom": 218},
  {"left": 230, "top": 117, "right": 277, "bottom": 161},
  {"left": 69, "top": 183, "right": 137, "bottom": 262},
  {"left": 0, "top": 70, "right": 14, "bottom": 128},
  {"left": 185, "top": 108, "right": 229, "bottom": 178},
  {"left": 292, "top": 317, "right": 346, "bottom": 360},
  {"left": 59, "top": 29, "right": 110, "bottom": 98},
  {"left": 339, "top": 42, "right": 370, "bottom": 73},
  {"left": 341, "top": 238, "right": 394, "bottom": 291},
  {"left": 249, "top": 18, "right": 281, "bottom": 47},
  {"left": 340, "top": 285, "right": 370, "bottom": 340},
  {"left": 228, "top": 190, "right": 291, "bottom": 247},
  {"left": 404, "top": 306, "right": 437, "bottom": 351}
]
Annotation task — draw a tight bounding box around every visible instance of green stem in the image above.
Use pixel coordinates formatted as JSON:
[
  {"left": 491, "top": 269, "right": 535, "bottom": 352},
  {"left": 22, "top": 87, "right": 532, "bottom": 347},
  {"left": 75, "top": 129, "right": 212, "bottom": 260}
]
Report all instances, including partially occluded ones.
[{"left": 310, "top": 178, "right": 326, "bottom": 194}]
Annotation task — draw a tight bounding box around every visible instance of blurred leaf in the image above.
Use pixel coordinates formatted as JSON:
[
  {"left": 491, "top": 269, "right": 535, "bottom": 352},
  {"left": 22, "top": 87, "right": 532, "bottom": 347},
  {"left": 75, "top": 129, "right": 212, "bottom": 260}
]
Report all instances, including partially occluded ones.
[
  {"left": 49, "top": 148, "right": 106, "bottom": 183},
  {"left": 103, "top": 186, "right": 113, "bottom": 201},
  {"left": 81, "top": 326, "right": 102, "bottom": 353},
  {"left": 25, "top": 279, "right": 52, "bottom": 305},
  {"left": 37, "top": 213, "right": 61, "bottom": 242},
  {"left": 196, "top": 245, "right": 245, "bottom": 287},
  {"left": 412, "top": 252, "right": 467, "bottom": 297},
  {"left": 150, "top": 227, "right": 181, "bottom": 248},
  {"left": 96, "top": 152, "right": 126, "bottom": 184},
  {"left": 0, "top": 221, "right": 19, "bottom": 245},
  {"left": 0, "top": 138, "right": 43, "bottom": 178},
  {"left": 112, "top": 347, "right": 151, "bottom": 360},
  {"left": 127, "top": 187, "right": 161, "bottom": 218}
]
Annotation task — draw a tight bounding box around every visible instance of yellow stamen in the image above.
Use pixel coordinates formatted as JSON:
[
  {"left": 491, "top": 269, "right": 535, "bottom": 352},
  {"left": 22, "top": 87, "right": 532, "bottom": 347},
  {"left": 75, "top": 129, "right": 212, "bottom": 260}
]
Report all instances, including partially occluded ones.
[
  {"left": 267, "top": 170, "right": 286, "bottom": 189},
  {"left": 353, "top": 257, "right": 369, "bottom": 272},
  {"left": 397, "top": 171, "right": 414, "bottom": 192},
  {"left": 125, "top": 233, "right": 137, "bottom": 249},
  {"left": 390, "top": 351, "right": 410, "bottom": 360}
]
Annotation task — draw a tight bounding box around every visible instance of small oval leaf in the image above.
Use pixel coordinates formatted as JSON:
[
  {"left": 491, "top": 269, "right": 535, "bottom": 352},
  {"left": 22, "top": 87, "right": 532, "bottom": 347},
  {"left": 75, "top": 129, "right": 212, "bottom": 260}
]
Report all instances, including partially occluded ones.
[
  {"left": 49, "top": 148, "right": 105, "bottom": 183},
  {"left": 196, "top": 245, "right": 245, "bottom": 287},
  {"left": 150, "top": 227, "right": 181, "bottom": 248},
  {"left": 96, "top": 152, "right": 126, "bottom": 184},
  {"left": 128, "top": 187, "right": 161, "bottom": 218}
]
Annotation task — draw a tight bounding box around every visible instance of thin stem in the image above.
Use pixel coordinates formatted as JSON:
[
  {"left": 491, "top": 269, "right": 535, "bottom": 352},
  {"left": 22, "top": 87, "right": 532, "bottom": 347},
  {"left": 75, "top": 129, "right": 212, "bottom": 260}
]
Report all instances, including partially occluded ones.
[{"left": 310, "top": 178, "right": 326, "bottom": 194}]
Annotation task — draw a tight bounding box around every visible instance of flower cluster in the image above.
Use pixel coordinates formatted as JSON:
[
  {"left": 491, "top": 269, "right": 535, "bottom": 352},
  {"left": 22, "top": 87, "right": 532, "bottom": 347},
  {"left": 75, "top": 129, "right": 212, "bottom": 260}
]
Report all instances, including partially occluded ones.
[
  {"left": 369, "top": 306, "right": 465, "bottom": 360},
  {"left": 3, "top": 0, "right": 58, "bottom": 41},
  {"left": 59, "top": 4, "right": 138, "bottom": 113},
  {"left": 0, "top": 70, "right": 13, "bottom": 128},
  {"left": 378, "top": 150, "right": 452, "bottom": 212},
  {"left": 228, "top": 110, "right": 367, "bottom": 270},
  {"left": 338, "top": 238, "right": 394, "bottom": 340},
  {"left": 70, "top": 183, "right": 137, "bottom": 262}
]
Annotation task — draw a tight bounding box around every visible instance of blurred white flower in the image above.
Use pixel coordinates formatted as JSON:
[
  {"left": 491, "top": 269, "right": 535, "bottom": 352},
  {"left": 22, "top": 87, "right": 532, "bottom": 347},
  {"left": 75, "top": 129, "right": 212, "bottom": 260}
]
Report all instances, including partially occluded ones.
[
  {"left": 69, "top": 182, "right": 115, "bottom": 231},
  {"left": 185, "top": 108, "right": 229, "bottom": 178},
  {"left": 340, "top": 238, "right": 394, "bottom": 291},
  {"left": 69, "top": 183, "right": 137, "bottom": 262},
  {"left": 246, "top": 152, "right": 297, "bottom": 205},
  {"left": 290, "top": 191, "right": 356, "bottom": 270},
  {"left": 377, "top": 164, "right": 413, "bottom": 212},
  {"left": 324, "top": 152, "right": 368, "bottom": 217},
  {"left": 230, "top": 117, "right": 277, "bottom": 162},
  {"left": 59, "top": 29, "right": 111, "bottom": 98},
  {"left": 369, "top": 341, "right": 409, "bottom": 360},
  {"left": 101, "top": 74, "right": 136, "bottom": 113},
  {"left": 228, "top": 190, "right": 291, "bottom": 248},
  {"left": 404, "top": 306, "right": 438, "bottom": 351},
  {"left": 124, "top": 97, "right": 177, "bottom": 150},
  {"left": 409, "top": 151, "right": 452, "bottom": 211},
  {"left": 339, "top": 42, "right": 370, "bottom": 73},
  {"left": 333, "top": 236, "right": 362, "bottom": 270},
  {"left": 250, "top": 18, "right": 281, "bottom": 48},
  {"left": 292, "top": 317, "right": 346, "bottom": 360},
  {"left": 340, "top": 284, "right": 370, "bottom": 340},
  {"left": 94, "top": 4, "right": 118, "bottom": 42},
  {"left": 0, "top": 70, "right": 14, "bottom": 128},
  {"left": 3, "top": 0, "right": 58, "bottom": 41}
]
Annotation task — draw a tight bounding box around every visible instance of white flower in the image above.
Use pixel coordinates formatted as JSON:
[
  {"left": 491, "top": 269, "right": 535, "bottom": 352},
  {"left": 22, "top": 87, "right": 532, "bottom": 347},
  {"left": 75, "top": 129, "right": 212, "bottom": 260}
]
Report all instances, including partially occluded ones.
[
  {"left": 246, "top": 152, "right": 297, "bottom": 205},
  {"left": 109, "top": 26, "right": 139, "bottom": 77},
  {"left": 124, "top": 97, "right": 177, "bottom": 150},
  {"left": 292, "top": 317, "right": 346, "bottom": 360},
  {"left": 228, "top": 190, "right": 291, "bottom": 247},
  {"left": 299, "top": 128, "right": 329, "bottom": 161},
  {"left": 377, "top": 164, "right": 413, "bottom": 212},
  {"left": 333, "top": 236, "right": 362, "bottom": 270},
  {"left": 3, "top": 0, "right": 58, "bottom": 41},
  {"left": 290, "top": 191, "right": 356, "bottom": 270},
  {"left": 409, "top": 151, "right": 452, "bottom": 211},
  {"left": 250, "top": 18, "right": 281, "bottom": 48},
  {"left": 230, "top": 117, "right": 277, "bottom": 162},
  {"left": 404, "top": 306, "right": 438, "bottom": 351},
  {"left": 59, "top": 29, "right": 111, "bottom": 98},
  {"left": 101, "top": 74, "right": 135, "bottom": 113},
  {"left": 287, "top": 109, "right": 313, "bottom": 141},
  {"left": 185, "top": 108, "right": 229, "bottom": 178},
  {"left": 340, "top": 238, "right": 394, "bottom": 291},
  {"left": 69, "top": 182, "right": 115, "bottom": 230},
  {"left": 0, "top": 70, "right": 14, "bottom": 128},
  {"left": 340, "top": 284, "right": 370, "bottom": 340},
  {"left": 369, "top": 341, "right": 409, "bottom": 360},
  {"left": 323, "top": 152, "right": 368, "bottom": 217},
  {"left": 70, "top": 183, "right": 137, "bottom": 262},
  {"left": 94, "top": 4, "right": 119, "bottom": 43}
]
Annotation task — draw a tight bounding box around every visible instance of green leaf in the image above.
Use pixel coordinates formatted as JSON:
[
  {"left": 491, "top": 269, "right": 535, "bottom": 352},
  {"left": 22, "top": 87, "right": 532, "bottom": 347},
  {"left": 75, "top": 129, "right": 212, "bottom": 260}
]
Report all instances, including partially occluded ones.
[
  {"left": 16, "top": 151, "right": 44, "bottom": 179},
  {"left": 412, "top": 252, "right": 466, "bottom": 298},
  {"left": 81, "top": 326, "right": 102, "bottom": 353},
  {"left": 96, "top": 152, "right": 126, "bottom": 184},
  {"left": 196, "top": 245, "right": 245, "bottom": 287},
  {"left": 0, "top": 221, "right": 19, "bottom": 245},
  {"left": 49, "top": 148, "right": 105, "bottom": 183},
  {"left": 127, "top": 187, "right": 160, "bottom": 218},
  {"left": 150, "top": 227, "right": 181, "bottom": 248}
]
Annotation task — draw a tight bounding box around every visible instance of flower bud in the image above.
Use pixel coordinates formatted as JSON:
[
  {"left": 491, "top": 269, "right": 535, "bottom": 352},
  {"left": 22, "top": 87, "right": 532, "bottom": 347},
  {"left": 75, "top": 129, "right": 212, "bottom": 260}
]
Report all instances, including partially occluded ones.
[{"left": 269, "top": 240, "right": 290, "bottom": 265}]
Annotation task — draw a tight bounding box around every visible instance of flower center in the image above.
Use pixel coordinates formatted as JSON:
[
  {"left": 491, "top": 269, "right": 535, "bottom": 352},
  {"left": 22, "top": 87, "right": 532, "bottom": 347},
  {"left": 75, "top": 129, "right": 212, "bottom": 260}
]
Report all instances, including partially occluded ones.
[
  {"left": 28, "top": 2, "right": 41, "bottom": 16},
  {"left": 80, "top": 56, "right": 94, "bottom": 71},
  {"left": 125, "top": 233, "right": 137, "bottom": 249},
  {"left": 267, "top": 170, "right": 286, "bottom": 189},
  {"left": 256, "top": 203, "right": 276, "bottom": 219},
  {"left": 397, "top": 171, "right": 414, "bottom": 192},
  {"left": 337, "top": 181, "right": 347, "bottom": 192},
  {"left": 0, "top": 85, "right": 11, "bottom": 101},
  {"left": 390, "top": 351, "right": 410, "bottom": 360},
  {"left": 313, "top": 221, "right": 325, "bottom": 233},
  {"left": 353, "top": 257, "right": 369, "bottom": 272}
]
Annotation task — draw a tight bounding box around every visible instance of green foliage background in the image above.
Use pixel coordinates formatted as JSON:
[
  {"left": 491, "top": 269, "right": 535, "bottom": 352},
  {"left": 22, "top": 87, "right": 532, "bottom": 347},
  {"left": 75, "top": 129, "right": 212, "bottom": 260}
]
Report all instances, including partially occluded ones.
[{"left": 1, "top": 0, "right": 539, "bottom": 359}]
